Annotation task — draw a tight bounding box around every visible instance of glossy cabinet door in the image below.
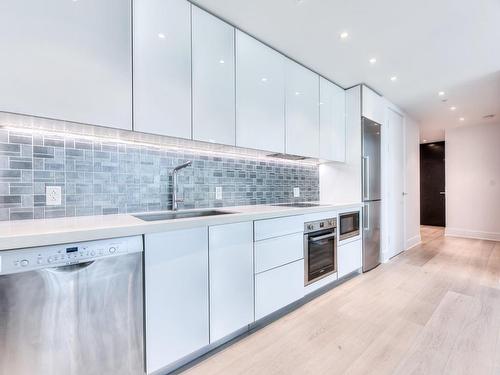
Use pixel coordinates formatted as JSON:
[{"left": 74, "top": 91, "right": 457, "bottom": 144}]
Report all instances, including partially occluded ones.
[
  {"left": 285, "top": 60, "right": 320, "bottom": 158},
  {"left": 144, "top": 228, "right": 209, "bottom": 374},
  {"left": 0, "top": 0, "right": 132, "bottom": 130},
  {"left": 362, "top": 85, "right": 385, "bottom": 125},
  {"left": 134, "top": 0, "right": 192, "bottom": 139},
  {"left": 255, "top": 259, "right": 304, "bottom": 320},
  {"left": 209, "top": 222, "right": 254, "bottom": 342},
  {"left": 320, "top": 78, "right": 346, "bottom": 162},
  {"left": 235, "top": 31, "right": 285, "bottom": 153},
  {"left": 192, "top": 7, "right": 235, "bottom": 146},
  {"left": 337, "top": 239, "right": 362, "bottom": 278}
]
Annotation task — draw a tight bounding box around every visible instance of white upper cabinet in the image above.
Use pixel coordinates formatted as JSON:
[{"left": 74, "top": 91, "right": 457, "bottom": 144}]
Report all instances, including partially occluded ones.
[
  {"left": 0, "top": 0, "right": 132, "bottom": 130},
  {"left": 134, "top": 0, "right": 192, "bottom": 139},
  {"left": 285, "top": 60, "right": 320, "bottom": 158},
  {"left": 236, "top": 31, "right": 285, "bottom": 153},
  {"left": 192, "top": 7, "right": 235, "bottom": 146},
  {"left": 320, "top": 78, "right": 346, "bottom": 162},
  {"left": 362, "top": 85, "right": 385, "bottom": 125}
]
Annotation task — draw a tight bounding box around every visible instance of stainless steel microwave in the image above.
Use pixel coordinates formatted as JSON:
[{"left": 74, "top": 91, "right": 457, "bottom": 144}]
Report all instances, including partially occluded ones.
[{"left": 339, "top": 211, "right": 360, "bottom": 241}]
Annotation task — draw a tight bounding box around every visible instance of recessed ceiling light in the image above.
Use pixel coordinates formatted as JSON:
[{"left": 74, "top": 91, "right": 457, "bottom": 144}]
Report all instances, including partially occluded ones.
[
  {"left": 369, "top": 58, "right": 377, "bottom": 64},
  {"left": 157, "top": 33, "right": 166, "bottom": 39},
  {"left": 450, "top": 106, "right": 456, "bottom": 111},
  {"left": 459, "top": 117, "right": 465, "bottom": 121},
  {"left": 423, "top": 139, "right": 427, "bottom": 142},
  {"left": 340, "top": 31, "right": 349, "bottom": 39},
  {"left": 261, "top": 77, "right": 268, "bottom": 83},
  {"left": 219, "top": 59, "right": 225, "bottom": 64},
  {"left": 295, "top": 91, "right": 301, "bottom": 96},
  {"left": 390, "top": 76, "right": 397, "bottom": 81},
  {"left": 438, "top": 91, "right": 445, "bottom": 96}
]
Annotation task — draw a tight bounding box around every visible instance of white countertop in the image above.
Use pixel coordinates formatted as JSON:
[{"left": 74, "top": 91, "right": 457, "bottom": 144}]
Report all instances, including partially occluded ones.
[{"left": 0, "top": 202, "right": 362, "bottom": 251}]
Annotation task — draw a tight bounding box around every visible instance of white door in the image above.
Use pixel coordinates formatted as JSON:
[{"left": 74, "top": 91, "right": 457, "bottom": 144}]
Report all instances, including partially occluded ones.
[
  {"left": 209, "top": 222, "right": 254, "bottom": 342},
  {"left": 192, "top": 6, "right": 235, "bottom": 146},
  {"left": 285, "top": 59, "right": 320, "bottom": 158},
  {"left": 235, "top": 31, "right": 285, "bottom": 153},
  {"left": 319, "top": 77, "right": 346, "bottom": 162},
  {"left": 386, "top": 108, "right": 405, "bottom": 258},
  {"left": 134, "top": 0, "right": 192, "bottom": 139}
]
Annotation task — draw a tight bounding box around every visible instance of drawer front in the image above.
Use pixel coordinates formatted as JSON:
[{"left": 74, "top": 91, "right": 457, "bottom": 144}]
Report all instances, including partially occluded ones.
[
  {"left": 254, "top": 215, "right": 303, "bottom": 241},
  {"left": 254, "top": 233, "right": 303, "bottom": 273},
  {"left": 338, "top": 239, "right": 362, "bottom": 278},
  {"left": 255, "top": 259, "right": 304, "bottom": 320}
]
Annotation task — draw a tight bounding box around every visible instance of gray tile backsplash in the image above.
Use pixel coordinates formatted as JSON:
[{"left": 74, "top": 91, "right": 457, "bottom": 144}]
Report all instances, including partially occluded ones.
[{"left": 0, "top": 128, "right": 319, "bottom": 220}]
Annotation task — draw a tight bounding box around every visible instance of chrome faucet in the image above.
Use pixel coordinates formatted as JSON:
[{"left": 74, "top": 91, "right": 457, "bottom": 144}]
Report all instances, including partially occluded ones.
[{"left": 172, "top": 161, "right": 192, "bottom": 211}]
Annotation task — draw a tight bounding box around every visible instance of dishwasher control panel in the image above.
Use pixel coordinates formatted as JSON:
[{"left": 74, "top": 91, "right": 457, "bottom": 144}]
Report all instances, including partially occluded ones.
[{"left": 0, "top": 236, "right": 143, "bottom": 275}]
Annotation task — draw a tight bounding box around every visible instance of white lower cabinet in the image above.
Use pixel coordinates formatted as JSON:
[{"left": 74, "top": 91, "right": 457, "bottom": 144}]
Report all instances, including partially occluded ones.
[
  {"left": 337, "top": 239, "right": 362, "bottom": 278},
  {"left": 144, "top": 228, "right": 209, "bottom": 374},
  {"left": 255, "top": 259, "right": 304, "bottom": 320},
  {"left": 209, "top": 222, "right": 254, "bottom": 342}
]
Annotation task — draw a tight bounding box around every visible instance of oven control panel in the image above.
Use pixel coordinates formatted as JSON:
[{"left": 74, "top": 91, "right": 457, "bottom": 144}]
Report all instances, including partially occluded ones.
[
  {"left": 0, "top": 236, "right": 143, "bottom": 275},
  {"left": 304, "top": 218, "right": 337, "bottom": 234}
]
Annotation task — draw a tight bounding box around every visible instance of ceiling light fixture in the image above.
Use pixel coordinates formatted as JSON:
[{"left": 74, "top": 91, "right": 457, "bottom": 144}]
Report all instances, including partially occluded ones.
[
  {"left": 438, "top": 91, "right": 445, "bottom": 96},
  {"left": 459, "top": 117, "right": 465, "bottom": 121},
  {"left": 219, "top": 59, "right": 225, "bottom": 64},
  {"left": 390, "top": 76, "right": 397, "bottom": 81},
  {"left": 261, "top": 77, "right": 268, "bottom": 83},
  {"left": 423, "top": 139, "right": 427, "bottom": 142},
  {"left": 369, "top": 58, "right": 377, "bottom": 64},
  {"left": 339, "top": 31, "right": 349, "bottom": 39},
  {"left": 157, "top": 33, "right": 166, "bottom": 39},
  {"left": 450, "top": 106, "right": 456, "bottom": 111}
]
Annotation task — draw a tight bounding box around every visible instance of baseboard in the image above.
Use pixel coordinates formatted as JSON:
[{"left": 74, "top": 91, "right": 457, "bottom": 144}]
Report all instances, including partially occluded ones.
[
  {"left": 445, "top": 228, "right": 500, "bottom": 241},
  {"left": 405, "top": 235, "right": 421, "bottom": 250}
]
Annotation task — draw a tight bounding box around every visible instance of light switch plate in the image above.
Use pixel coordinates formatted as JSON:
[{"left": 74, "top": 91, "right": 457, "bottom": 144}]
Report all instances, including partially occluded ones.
[
  {"left": 46, "top": 186, "right": 62, "bottom": 206},
  {"left": 293, "top": 187, "right": 300, "bottom": 198},
  {"left": 215, "top": 186, "right": 222, "bottom": 200}
]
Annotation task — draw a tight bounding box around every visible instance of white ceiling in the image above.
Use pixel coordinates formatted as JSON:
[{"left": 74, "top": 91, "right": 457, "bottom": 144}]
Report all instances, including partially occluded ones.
[{"left": 191, "top": 0, "right": 500, "bottom": 142}]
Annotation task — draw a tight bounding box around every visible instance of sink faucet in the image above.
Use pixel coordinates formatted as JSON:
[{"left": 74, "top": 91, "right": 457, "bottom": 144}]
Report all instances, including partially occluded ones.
[{"left": 172, "top": 161, "right": 192, "bottom": 211}]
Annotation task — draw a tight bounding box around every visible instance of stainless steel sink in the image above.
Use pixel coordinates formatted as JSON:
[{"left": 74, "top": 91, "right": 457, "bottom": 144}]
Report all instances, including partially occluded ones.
[{"left": 133, "top": 210, "right": 235, "bottom": 222}]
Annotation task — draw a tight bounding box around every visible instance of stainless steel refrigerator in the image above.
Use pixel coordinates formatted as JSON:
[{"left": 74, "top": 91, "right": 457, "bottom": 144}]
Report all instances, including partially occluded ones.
[{"left": 362, "top": 117, "right": 382, "bottom": 272}]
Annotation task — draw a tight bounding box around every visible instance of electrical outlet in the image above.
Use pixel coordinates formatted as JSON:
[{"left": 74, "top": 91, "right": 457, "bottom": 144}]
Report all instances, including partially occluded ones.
[
  {"left": 215, "top": 186, "right": 222, "bottom": 200},
  {"left": 293, "top": 187, "right": 300, "bottom": 198},
  {"left": 46, "top": 186, "right": 62, "bottom": 206}
]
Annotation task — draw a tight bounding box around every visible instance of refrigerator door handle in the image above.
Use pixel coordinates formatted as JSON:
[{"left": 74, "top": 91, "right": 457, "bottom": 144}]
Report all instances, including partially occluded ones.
[
  {"left": 363, "top": 204, "right": 370, "bottom": 230},
  {"left": 363, "top": 156, "right": 370, "bottom": 200}
]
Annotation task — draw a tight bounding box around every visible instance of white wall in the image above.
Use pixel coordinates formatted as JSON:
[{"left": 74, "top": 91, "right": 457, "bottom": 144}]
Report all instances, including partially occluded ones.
[
  {"left": 404, "top": 116, "right": 421, "bottom": 248},
  {"left": 445, "top": 122, "right": 500, "bottom": 241},
  {"left": 320, "top": 85, "right": 362, "bottom": 204}
]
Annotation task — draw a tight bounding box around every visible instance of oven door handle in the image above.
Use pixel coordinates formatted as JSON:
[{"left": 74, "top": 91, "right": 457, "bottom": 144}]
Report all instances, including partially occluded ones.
[{"left": 309, "top": 232, "right": 336, "bottom": 242}]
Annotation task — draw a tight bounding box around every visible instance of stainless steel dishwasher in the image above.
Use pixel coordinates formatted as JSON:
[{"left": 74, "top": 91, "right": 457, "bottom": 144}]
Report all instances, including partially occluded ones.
[{"left": 0, "top": 236, "right": 144, "bottom": 375}]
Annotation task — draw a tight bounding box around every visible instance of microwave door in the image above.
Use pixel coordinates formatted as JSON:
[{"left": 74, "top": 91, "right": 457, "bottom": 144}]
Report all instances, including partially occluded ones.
[{"left": 362, "top": 118, "right": 382, "bottom": 201}]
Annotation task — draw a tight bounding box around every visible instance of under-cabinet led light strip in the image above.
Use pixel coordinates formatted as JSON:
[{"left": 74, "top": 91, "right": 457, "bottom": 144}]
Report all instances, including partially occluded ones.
[{"left": 0, "top": 124, "right": 319, "bottom": 167}]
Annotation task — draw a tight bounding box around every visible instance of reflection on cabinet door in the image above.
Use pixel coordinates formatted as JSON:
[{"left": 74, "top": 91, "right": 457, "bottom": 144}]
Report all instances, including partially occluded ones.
[
  {"left": 285, "top": 60, "right": 320, "bottom": 158},
  {"left": 320, "top": 77, "right": 346, "bottom": 162},
  {"left": 134, "top": 0, "right": 192, "bottom": 139},
  {"left": 192, "top": 6, "right": 235, "bottom": 146},
  {"left": 236, "top": 31, "right": 285, "bottom": 153},
  {"left": 0, "top": 0, "right": 132, "bottom": 130}
]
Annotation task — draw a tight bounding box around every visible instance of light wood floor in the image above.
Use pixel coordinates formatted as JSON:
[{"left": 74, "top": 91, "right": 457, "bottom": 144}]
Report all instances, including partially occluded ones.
[{"left": 183, "top": 226, "right": 500, "bottom": 375}]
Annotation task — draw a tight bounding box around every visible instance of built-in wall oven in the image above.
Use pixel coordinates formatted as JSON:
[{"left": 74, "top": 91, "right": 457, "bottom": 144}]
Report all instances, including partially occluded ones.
[
  {"left": 304, "top": 218, "right": 337, "bottom": 285},
  {"left": 339, "top": 211, "right": 360, "bottom": 241}
]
